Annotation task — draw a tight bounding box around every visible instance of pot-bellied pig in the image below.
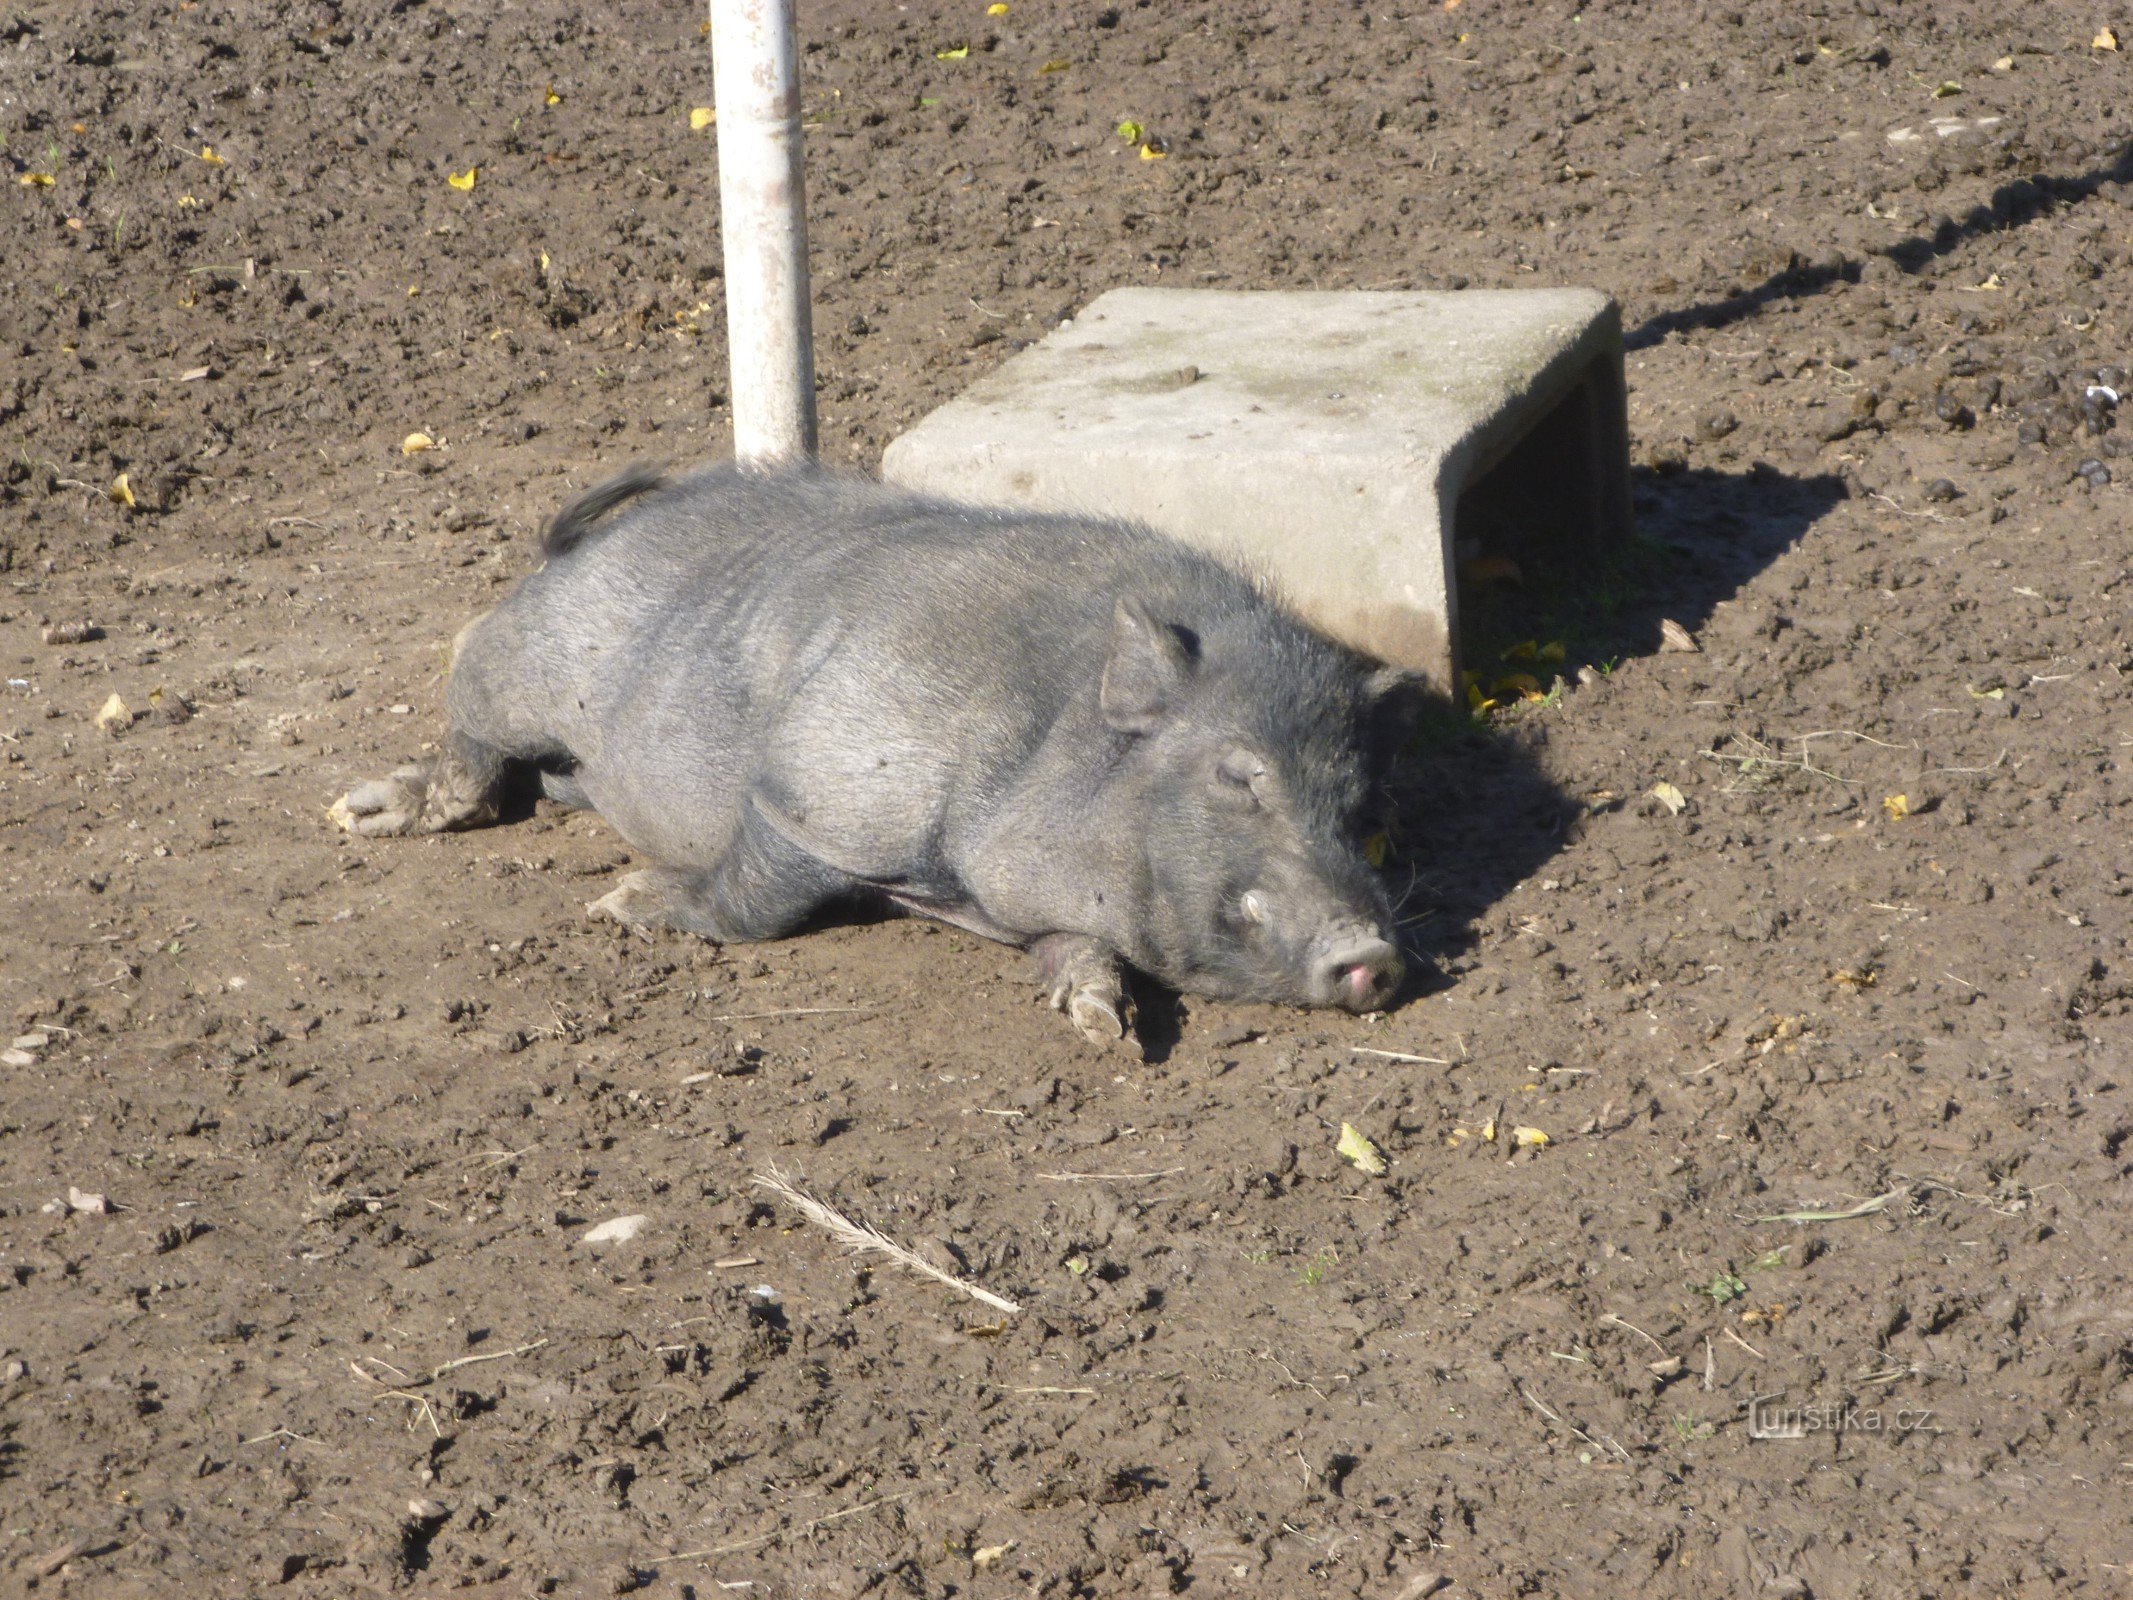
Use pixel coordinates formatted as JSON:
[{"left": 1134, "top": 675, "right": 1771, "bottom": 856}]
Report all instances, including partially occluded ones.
[{"left": 331, "top": 464, "right": 1409, "bottom": 1046}]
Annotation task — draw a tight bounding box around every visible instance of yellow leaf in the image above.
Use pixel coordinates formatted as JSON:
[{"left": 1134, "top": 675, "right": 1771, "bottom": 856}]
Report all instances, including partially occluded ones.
[
  {"left": 96, "top": 693, "right": 133, "bottom": 734},
  {"left": 1537, "top": 640, "right": 1567, "bottom": 664},
  {"left": 1968, "top": 684, "right": 2005, "bottom": 699},
  {"left": 1337, "top": 1123, "right": 1387, "bottom": 1177},
  {"left": 1363, "top": 831, "right": 1390, "bottom": 869},
  {"left": 2095, "top": 27, "right": 2119, "bottom": 49},
  {"left": 545, "top": 85, "right": 562, "bottom": 106},
  {"left": 689, "top": 106, "right": 716, "bottom": 130},
  {"left": 1511, "top": 1125, "right": 1550, "bottom": 1149},
  {"left": 447, "top": 166, "right": 477, "bottom": 191},
  {"left": 1493, "top": 673, "right": 1542, "bottom": 700},
  {"left": 1500, "top": 638, "right": 1537, "bottom": 662},
  {"left": 20, "top": 172, "right": 55, "bottom": 188},
  {"left": 987, "top": 2, "right": 1010, "bottom": 13},
  {"left": 1037, "top": 57, "right": 1070, "bottom": 73},
  {"left": 401, "top": 431, "right": 436, "bottom": 456},
  {"left": 109, "top": 473, "right": 136, "bottom": 509},
  {"left": 1479, "top": 1118, "right": 1497, "bottom": 1143},
  {"left": 199, "top": 145, "right": 226, "bottom": 165},
  {"left": 1650, "top": 781, "right": 1687, "bottom": 815},
  {"left": 539, "top": 249, "right": 551, "bottom": 272},
  {"left": 1831, "top": 967, "right": 1877, "bottom": 990},
  {"left": 936, "top": 44, "right": 970, "bottom": 59},
  {"left": 177, "top": 193, "right": 200, "bottom": 208},
  {"left": 1882, "top": 793, "right": 1910, "bottom": 821},
  {"left": 1930, "top": 80, "right": 1961, "bottom": 98},
  {"left": 1138, "top": 139, "right": 1168, "bottom": 161}
]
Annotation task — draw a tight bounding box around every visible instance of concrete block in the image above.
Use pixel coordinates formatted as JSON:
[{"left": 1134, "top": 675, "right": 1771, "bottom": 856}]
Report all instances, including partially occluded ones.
[{"left": 881, "top": 287, "right": 1630, "bottom": 691}]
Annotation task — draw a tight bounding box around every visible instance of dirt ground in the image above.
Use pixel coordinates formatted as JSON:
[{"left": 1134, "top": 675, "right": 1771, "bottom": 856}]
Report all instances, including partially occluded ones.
[{"left": 3, "top": 0, "right": 2131, "bottom": 1595}]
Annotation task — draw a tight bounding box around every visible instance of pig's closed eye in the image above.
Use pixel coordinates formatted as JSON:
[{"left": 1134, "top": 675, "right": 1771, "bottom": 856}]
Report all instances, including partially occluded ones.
[{"left": 1217, "top": 748, "right": 1266, "bottom": 802}]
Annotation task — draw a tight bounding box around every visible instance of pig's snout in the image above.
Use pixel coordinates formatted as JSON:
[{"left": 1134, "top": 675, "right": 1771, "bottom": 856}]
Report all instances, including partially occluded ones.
[{"left": 1310, "top": 928, "right": 1404, "bottom": 1012}]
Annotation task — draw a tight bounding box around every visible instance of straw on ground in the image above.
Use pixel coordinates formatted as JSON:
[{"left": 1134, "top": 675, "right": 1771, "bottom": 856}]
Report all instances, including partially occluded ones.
[{"left": 753, "top": 1164, "right": 1021, "bottom": 1314}]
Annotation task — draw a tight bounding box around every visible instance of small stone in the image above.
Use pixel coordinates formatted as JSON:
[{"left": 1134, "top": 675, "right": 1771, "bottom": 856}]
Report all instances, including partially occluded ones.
[
  {"left": 42, "top": 621, "right": 102, "bottom": 645},
  {"left": 1658, "top": 618, "right": 1700, "bottom": 652},
  {"left": 582, "top": 1214, "right": 649, "bottom": 1246},
  {"left": 1922, "top": 478, "right": 1959, "bottom": 502},
  {"left": 0, "top": 1048, "right": 35, "bottom": 1067},
  {"left": 12, "top": 1033, "right": 50, "bottom": 1053},
  {"left": 406, "top": 1498, "right": 449, "bottom": 1524},
  {"left": 2077, "top": 459, "right": 2112, "bottom": 486},
  {"left": 2, "top": 1359, "right": 26, "bottom": 1381},
  {"left": 1694, "top": 409, "right": 1739, "bottom": 441},
  {"left": 66, "top": 1186, "right": 110, "bottom": 1215}
]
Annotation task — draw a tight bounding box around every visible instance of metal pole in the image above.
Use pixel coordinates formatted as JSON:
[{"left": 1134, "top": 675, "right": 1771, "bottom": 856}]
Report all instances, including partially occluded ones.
[{"left": 709, "top": 0, "right": 817, "bottom": 466}]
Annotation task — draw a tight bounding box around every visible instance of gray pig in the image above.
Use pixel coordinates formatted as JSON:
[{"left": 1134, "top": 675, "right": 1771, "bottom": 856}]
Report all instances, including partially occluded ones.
[{"left": 331, "top": 465, "right": 1407, "bottom": 1045}]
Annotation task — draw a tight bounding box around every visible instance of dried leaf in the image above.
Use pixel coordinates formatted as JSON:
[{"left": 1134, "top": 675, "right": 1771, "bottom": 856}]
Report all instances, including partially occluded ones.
[
  {"left": 19, "top": 172, "right": 55, "bottom": 188},
  {"left": 1650, "top": 781, "right": 1687, "bottom": 815},
  {"left": 1511, "top": 1125, "right": 1550, "bottom": 1149},
  {"left": 936, "top": 43, "right": 970, "bottom": 59},
  {"left": 199, "top": 145, "right": 226, "bottom": 165},
  {"left": 689, "top": 106, "right": 716, "bottom": 130},
  {"left": 1930, "top": 80, "right": 1961, "bottom": 98},
  {"left": 1337, "top": 1122, "right": 1387, "bottom": 1176},
  {"left": 401, "top": 431, "right": 436, "bottom": 456},
  {"left": 1501, "top": 638, "right": 1538, "bottom": 662},
  {"left": 1363, "top": 831, "right": 1390, "bottom": 869},
  {"left": 1037, "top": 58, "right": 1071, "bottom": 73},
  {"left": 179, "top": 365, "right": 212, "bottom": 382},
  {"left": 1882, "top": 793, "right": 1910, "bottom": 821},
  {"left": 973, "top": 1541, "right": 1016, "bottom": 1569},
  {"left": 545, "top": 85, "right": 563, "bottom": 106},
  {"left": 1659, "top": 617, "right": 1699, "bottom": 652},
  {"left": 108, "top": 472, "right": 137, "bottom": 509},
  {"left": 1537, "top": 640, "right": 1567, "bottom": 663},
  {"left": 446, "top": 166, "right": 477, "bottom": 191},
  {"left": 1830, "top": 967, "right": 1878, "bottom": 990},
  {"left": 95, "top": 693, "right": 133, "bottom": 734},
  {"left": 2094, "top": 27, "right": 2119, "bottom": 50}
]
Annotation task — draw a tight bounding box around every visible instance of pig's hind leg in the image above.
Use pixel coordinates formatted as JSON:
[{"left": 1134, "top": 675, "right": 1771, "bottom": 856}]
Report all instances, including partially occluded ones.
[
  {"left": 586, "top": 805, "right": 849, "bottom": 942},
  {"left": 329, "top": 730, "right": 511, "bottom": 838}
]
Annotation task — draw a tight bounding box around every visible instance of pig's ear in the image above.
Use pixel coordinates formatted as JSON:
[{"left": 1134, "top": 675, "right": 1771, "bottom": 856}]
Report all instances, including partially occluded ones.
[
  {"left": 1362, "top": 664, "right": 1426, "bottom": 748},
  {"left": 1101, "top": 597, "right": 1194, "bottom": 733}
]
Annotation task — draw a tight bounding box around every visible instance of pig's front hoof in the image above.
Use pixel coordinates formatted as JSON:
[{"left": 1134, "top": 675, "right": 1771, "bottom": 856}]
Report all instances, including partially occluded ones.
[
  {"left": 586, "top": 870, "right": 667, "bottom": 931},
  {"left": 1064, "top": 983, "right": 1133, "bottom": 1050},
  {"left": 329, "top": 768, "right": 432, "bottom": 837},
  {"left": 1034, "top": 934, "right": 1137, "bottom": 1051}
]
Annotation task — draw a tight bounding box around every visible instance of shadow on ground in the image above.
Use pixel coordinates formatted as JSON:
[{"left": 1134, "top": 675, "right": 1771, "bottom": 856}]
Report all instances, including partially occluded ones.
[
  {"left": 1624, "top": 143, "right": 2133, "bottom": 350},
  {"left": 1395, "top": 459, "right": 1847, "bottom": 981}
]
